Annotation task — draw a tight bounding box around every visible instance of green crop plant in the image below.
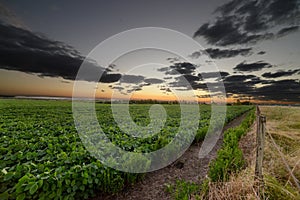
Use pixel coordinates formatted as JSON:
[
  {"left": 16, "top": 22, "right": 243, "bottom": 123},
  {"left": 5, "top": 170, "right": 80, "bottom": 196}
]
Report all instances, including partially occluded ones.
[{"left": 0, "top": 99, "right": 253, "bottom": 199}]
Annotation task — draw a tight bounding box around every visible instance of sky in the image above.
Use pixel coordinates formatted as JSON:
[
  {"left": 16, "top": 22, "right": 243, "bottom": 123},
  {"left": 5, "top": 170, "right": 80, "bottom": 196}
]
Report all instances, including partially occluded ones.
[{"left": 0, "top": 0, "right": 299, "bottom": 103}]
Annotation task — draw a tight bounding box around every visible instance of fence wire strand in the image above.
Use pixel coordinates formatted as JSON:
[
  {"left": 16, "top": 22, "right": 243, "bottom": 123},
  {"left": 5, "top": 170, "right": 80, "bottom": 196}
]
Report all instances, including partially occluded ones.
[{"left": 265, "top": 126, "right": 300, "bottom": 191}]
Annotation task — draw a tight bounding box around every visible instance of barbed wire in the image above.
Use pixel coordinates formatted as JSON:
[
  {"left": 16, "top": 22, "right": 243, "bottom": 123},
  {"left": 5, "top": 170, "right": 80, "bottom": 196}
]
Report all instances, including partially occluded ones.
[{"left": 264, "top": 126, "right": 300, "bottom": 191}]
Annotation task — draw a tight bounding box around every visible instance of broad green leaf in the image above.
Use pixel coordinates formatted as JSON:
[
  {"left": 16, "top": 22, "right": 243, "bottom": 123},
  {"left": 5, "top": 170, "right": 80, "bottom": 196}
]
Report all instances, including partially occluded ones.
[
  {"left": 29, "top": 182, "right": 38, "bottom": 195},
  {"left": 38, "top": 179, "right": 43, "bottom": 188},
  {"left": 16, "top": 193, "right": 25, "bottom": 200}
]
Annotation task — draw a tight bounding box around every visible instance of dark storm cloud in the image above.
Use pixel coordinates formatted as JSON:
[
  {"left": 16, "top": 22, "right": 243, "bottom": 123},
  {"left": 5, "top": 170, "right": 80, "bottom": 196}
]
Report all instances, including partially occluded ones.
[
  {"left": 158, "top": 62, "right": 197, "bottom": 75},
  {"left": 119, "top": 74, "right": 144, "bottom": 84},
  {"left": 160, "top": 87, "right": 172, "bottom": 93},
  {"left": 220, "top": 74, "right": 257, "bottom": 95},
  {"left": 223, "top": 82, "right": 254, "bottom": 95},
  {"left": 189, "top": 51, "right": 201, "bottom": 59},
  {"left": 201, "top": 74, "right": 261, "bottom": 95},
  {"left": 257, "top": 51, "right": 266, "bottom": 55},
  {"left": 106, "top": 64, "right": 117, "bottom": 72},
  {"left": 169, "top": 62, "right": 196, "bottom": 75},
  {"left": 193, "top": 16, "right": 251, "bottom": 46},
  {"left": 205, "top": 48, "right": 252, "bottom": 59},
  {"left": 99, "top": 74, "right": 122, "bottom": 83},
  {"left": 189, "top": 48, "right": 252, "bottom": 59},
  {"left": 144, "top": 78, "right": 164, "bottom": 84},
  {"left": 193, "top": 15, "right": 274, "bottom": 46},
  {"left": 221, "top": 74, "right": 299, "bottom": 102},
  {"left": 214, "top": 0, "right": 242, "bottom": 15},
  {"left": 250, "top": 79, "right": 300, "bottom": 102},
  {"left": 233, "top": 61, "right": 272, "bottom": 72},
  {"left": 126, "top": 86, "right": 142, "bottom": 93},
  {"left": 111, "top": 77, "right": 164, "bottom": 95},
  {"left": 164, "top": 65, "right": 299, "bottom": 102},
  {"left": 178, "top": 74, "right": 200, "bottom": 82},
  {"left": 162, "top": 62, "right": 299, "bottom": 102},
  {"left": 166, "top": 57, "right": 181, "bottom": 63},
  {"left": 112, "top": 86, "right": 125, "bottom": 91},
  {"left": 168, "top": 74, "right": 207, "bottom": 90},
  {"left": 249, "top": 76, "right": 271, "bottom": 84},
  {"left": 198, "top": 71, "right": 230, "bottom": 80},
  {"left": 277, "top": 26, "right": 299, "bottom": 37},
  {"left": 0, "top": 22, "right": 121, "bottom": 83},
  {"left": 157, "top": 67, "right": 169, "bottom": 72},
  {"left": 188, "top": 74, "right": 260, "bottom": 96},
  {"left": 194, "top": 0, "right": 300, "bottom": 46},
  {"left": 224, "top": 74, "right": 256, "bottom": 82},
  {"left": 262, "top": 69, "right": 300, "bottom": 78}
]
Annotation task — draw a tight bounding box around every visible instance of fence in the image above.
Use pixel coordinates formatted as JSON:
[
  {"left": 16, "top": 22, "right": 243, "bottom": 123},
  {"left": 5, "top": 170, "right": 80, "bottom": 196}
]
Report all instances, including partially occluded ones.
[
  {"left": 254, "top": 106, "right": 300, "bottom": 199},
  {"left": 254, "top": 106, "right": 266, "bottom": 198}
]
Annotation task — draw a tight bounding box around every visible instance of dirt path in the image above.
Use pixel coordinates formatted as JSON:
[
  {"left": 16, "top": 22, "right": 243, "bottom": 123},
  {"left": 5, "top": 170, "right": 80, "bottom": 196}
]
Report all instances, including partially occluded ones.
[{"left": 94, "top": 112, "right": 249, "bottom": 200}]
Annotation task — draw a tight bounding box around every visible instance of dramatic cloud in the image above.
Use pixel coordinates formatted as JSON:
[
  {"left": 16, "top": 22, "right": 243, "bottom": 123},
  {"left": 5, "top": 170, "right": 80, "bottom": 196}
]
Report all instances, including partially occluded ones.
[
  {"left": 0, "top": 3, "right": 27, "bottom": 29},
  {"left": 198, "top": 71, "right": 230, "bottom": 80},
  {"left": 234, "top": 61, "right": 272, "bottom": 72},
  {"left": 205, "top": 48, "right": 252, "bottom": 59},
  {"left": 224, "top": 74, "right": 256, "bottom": 82},
  {"left": 0, "top": 22, "right": 121, "bottom": 83},
  {"left": 160, "top": 87, "right": 172, "bottom": 93},
  {"left": 257, "top": 51, "right": 266, "bottom": 55},
  {"left": 158, "top": 62, "right": 197, "bottom": 75},
  {"left": 277, "top": 26, "right": 299, "bottom": 37},
  {"left": 262, "top": 69, "right": 300, "bottom": 78},
  {"left": 119, "top": 74, "right": 144, "bottom": 84},
  {"left": 193, "top": 74, "right": 261, "bottom": 97},
  {"left": 168, "top": 74, "right": 208, "bottom": 90},
  {"left": 189, "top": 51, "right": 201, "bottom": 59},
  {"left": 126, "top": 86, "right": 143, "bottom": 94},
  {"left": 144, "top": 78, "right": 164, "bottom": 84},
  {"left": 166, "top": 57, "right": 181, "bottom": 63},
  {"left": 112, "top": 86, "right": 125, "bottom": 91},
  {"left": 194, "top": 0, "right": 300, "bottom": 46},
  {"left": 190, "top": 48, "right": 252, "bottom": 59},
  {"left": 222, "top": 75, "right": 300, "bottom": 102},
  {"left": 161, "top": 64, "right": 299, "bottom": 102},
  {"left": 98, "top": 73, "right": 122, "bottom": 83},
  {"left": 250, "top": 79, "right": 300, "bottom": 102},
  {"left": 214, "top": 0, "right": 242, "bottom": 15}
]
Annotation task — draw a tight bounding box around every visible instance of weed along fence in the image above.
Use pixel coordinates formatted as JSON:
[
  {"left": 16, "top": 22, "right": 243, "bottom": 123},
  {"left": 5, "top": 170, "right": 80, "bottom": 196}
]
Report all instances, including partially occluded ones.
[{"left": 254, "top": 106, "right": 300, "bottom": 199}]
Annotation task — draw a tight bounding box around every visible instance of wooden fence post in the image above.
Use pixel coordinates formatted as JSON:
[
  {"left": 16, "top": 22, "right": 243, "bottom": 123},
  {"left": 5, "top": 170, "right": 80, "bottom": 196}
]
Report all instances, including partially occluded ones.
[{"left": 255, "top": 107, "right": 266, "bottom": 199}]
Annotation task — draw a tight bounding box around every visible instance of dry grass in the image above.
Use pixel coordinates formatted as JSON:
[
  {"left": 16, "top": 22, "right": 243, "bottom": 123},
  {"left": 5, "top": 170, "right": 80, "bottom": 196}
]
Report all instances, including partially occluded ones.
[
  {"left": 201, "top": 122, "right": 258, "bottom": 200},
  {"left": 203, "top": 106, "right": 300, "bottom": 200},
  {"left": 261, "top": 106, "right": 300, "bottom": 186},
  {"left": 205, "top": 167, "right": 258, "bottom": 200}
]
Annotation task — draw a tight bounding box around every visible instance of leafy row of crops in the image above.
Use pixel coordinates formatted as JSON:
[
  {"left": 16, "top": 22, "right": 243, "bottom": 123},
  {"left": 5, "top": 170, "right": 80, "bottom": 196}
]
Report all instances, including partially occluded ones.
[
  {"left": 165, "top": 108, "right": 256, "bottom": 200},
  {"left": 0, "top": 99, "right": 253, "bottom": 199},
  {"left": 208, "top": 108, "right": 256, "bottom": 182}
]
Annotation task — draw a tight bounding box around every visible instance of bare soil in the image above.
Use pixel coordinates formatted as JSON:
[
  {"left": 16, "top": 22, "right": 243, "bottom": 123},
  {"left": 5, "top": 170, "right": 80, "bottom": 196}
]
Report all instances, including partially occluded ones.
[{"left": 93, "top": 112, "right": 249, "bottom": 200}]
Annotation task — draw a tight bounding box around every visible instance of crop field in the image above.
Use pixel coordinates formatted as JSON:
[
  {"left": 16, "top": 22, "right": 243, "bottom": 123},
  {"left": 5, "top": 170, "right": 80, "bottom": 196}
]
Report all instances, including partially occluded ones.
[{"left": 0, "top": 99, "right": 253, "bottom": 200}]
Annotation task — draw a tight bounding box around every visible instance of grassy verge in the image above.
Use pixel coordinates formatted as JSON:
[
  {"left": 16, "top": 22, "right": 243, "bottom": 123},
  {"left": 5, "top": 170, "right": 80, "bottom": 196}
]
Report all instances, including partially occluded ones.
[
  {"left": 165, "top": 180, "right": 200, "bottom": 200},
  {"left": 197, "top": 106, "right": 300, "bottom": 200},
  {"left": 201, "top": 108, "right": 255, "bottom": 193},
  {"left": 261, "top": 106, "right": 300, "bottom": 200}
]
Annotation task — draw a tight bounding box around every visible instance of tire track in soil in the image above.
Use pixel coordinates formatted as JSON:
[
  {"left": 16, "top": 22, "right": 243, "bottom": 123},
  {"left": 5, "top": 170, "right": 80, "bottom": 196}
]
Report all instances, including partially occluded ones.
[{"left": 93, "top": 112, "right": 249, "bottom": 200}]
